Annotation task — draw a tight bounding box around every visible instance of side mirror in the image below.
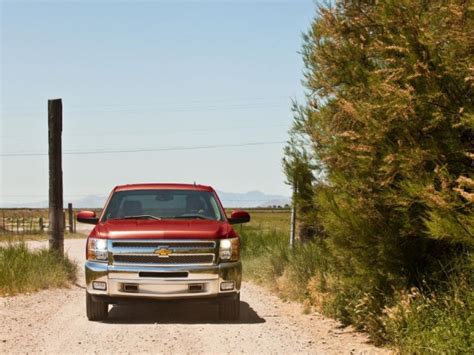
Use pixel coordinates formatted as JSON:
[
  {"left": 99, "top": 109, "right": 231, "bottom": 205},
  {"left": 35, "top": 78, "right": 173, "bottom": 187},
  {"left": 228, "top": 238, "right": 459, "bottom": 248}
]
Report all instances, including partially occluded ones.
[
  {"left": 77, "top": 211, "right": 99, "bottom": 225},
  {"left": 228, "top": 210, "right": 250, "bottom": 225}
]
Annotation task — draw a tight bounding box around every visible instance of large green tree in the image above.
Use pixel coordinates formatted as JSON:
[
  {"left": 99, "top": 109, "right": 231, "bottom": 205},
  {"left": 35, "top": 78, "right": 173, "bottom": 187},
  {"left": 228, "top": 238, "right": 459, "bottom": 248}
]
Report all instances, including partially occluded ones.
[{"left": 285, "top": 0, "right": 473, "bottom": 334}]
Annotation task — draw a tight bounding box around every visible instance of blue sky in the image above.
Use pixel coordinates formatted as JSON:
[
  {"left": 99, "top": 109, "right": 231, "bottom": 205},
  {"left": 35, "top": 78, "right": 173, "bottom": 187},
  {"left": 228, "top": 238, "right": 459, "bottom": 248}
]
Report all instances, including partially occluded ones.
[{"left": 0, "top": 0, "right": 315, "bottom": 206}]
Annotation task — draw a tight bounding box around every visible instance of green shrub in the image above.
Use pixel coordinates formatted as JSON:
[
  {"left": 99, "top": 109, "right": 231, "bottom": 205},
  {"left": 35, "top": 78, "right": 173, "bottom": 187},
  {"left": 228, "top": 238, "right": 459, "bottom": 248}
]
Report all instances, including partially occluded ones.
[
  {"left": 383, "top": 257, "right": 473, "bottom": 353},
  {"left": 0, "top": 242, "right": 77, "bottom": 295},
  {"left": 240, "top": 226, "right": 289, "bottom": 285},
  {"left": 241, "top": 225, "right": 328, "bottom": 300},
  {"left": 241, "top": 222, "right": 473, "bottom": 352},
  {"left": 285, "top": 241, "right": 329, "bottom": 300}
]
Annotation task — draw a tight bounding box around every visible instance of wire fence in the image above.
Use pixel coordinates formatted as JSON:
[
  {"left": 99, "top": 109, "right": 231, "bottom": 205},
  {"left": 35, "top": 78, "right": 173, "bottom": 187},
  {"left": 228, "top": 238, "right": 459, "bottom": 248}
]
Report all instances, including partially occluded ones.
[{"left": 0, "top": 211, "right": 76, "bottom": 235}]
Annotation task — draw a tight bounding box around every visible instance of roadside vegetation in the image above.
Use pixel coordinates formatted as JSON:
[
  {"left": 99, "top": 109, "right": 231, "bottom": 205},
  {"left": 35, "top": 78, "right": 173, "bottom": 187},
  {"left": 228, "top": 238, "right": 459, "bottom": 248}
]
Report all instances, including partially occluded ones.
[
  {"left": 241, "top": 213, "right": 473, "bottom": 353},
  {"left": 244, "top": 1, "right": 473, "bottom": 353},
  {"left": 0, "top": 243, "right": 77, "bottom": 296}
]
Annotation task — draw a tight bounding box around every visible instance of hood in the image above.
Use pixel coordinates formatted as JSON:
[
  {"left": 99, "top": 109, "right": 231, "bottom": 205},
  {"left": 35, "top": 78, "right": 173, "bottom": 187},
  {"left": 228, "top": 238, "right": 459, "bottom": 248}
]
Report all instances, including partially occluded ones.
[{"left": 93, "top": 219, "right": 236, "bottom": 240}]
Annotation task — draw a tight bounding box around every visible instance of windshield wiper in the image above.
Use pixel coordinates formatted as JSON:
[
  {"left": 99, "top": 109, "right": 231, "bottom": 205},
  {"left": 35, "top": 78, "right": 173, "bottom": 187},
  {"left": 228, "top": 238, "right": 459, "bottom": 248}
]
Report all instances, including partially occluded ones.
[
  {"left": 171, "top": 214, "right": 214, "bottom": 220},
  {"left": 109, "top": 215, "right": 162, "bottom": 221}
]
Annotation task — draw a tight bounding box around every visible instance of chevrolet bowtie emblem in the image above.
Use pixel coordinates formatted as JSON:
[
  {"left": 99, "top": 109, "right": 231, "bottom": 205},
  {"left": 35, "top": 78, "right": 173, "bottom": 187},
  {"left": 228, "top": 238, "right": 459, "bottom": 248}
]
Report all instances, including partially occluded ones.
[{"left": 155, "top": 247, "right": 172, "bottom": 257}]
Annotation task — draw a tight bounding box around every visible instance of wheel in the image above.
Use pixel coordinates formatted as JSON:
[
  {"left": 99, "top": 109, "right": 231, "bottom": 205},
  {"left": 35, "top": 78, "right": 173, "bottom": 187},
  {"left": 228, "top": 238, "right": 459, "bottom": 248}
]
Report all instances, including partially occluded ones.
[
  {"left": 86, "top": 292, "right": 108, "bottom": 321},
  {"left": 218, "top": 293, "right": 240, "bottom": 321}
]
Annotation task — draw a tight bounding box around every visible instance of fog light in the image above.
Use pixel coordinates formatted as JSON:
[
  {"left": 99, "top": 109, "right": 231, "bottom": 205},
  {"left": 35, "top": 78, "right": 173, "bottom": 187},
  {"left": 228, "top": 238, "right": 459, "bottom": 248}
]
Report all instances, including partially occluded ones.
[
  {"left": 92, "top": 281, "right": 107, "bottom": 290},
  {"left": 189, "top": 284, "right": 204, "bottom": 292},
  {"left": 220, "top": 281, "right": 235, "bottom": 291}
]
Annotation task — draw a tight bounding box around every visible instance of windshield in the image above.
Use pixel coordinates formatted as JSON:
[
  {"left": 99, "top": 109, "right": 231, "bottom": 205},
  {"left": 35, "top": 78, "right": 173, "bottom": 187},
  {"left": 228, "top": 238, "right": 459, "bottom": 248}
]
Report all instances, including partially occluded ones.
[{"left": 101, "top": 189, "right": 225, "bottom": 222}]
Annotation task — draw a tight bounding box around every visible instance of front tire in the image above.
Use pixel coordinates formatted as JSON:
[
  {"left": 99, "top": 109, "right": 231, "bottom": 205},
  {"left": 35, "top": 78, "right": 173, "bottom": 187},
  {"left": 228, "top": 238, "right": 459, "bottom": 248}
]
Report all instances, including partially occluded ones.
[
  {"left": 218, "top": 293, "right": 240, "bottom": 321},
  {"left": 86, "top": 292, "right": 108, "bottom": 321}
]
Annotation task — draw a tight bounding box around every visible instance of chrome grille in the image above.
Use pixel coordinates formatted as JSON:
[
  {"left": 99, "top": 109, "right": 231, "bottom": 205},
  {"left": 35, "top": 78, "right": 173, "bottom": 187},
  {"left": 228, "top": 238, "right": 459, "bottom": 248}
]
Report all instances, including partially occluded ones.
[
  {"left": 112, "top": 241, "right": 215, "bottom": 249},
  {"left": 109, "top": 239, "right": 217, "bottom": 266},
  {"left": 114, "top": 254, "right": 215, "bottom": 264}
]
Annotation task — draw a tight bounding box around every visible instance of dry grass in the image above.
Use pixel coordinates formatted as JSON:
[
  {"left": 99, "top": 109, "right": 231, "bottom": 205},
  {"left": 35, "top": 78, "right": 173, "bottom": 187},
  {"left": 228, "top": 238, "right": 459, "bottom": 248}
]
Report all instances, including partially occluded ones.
[
  {"left": 0, "top": 208, "right": 50, "bottom": 219},
  {"left": 0, "top": 243, "right": 77, "bottom": 296}
]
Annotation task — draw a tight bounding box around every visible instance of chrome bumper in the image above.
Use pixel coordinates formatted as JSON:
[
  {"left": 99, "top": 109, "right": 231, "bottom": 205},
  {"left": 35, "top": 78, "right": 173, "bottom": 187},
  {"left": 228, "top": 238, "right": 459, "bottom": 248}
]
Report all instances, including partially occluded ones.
[{"left": 85, "top": 260, "right": 242, "bottom": 299}]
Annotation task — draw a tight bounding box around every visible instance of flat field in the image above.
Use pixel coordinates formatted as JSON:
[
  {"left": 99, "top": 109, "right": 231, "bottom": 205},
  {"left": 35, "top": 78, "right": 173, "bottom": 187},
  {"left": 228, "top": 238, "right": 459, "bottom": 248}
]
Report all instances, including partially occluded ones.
[{"left": 231, "top": 208, "right": 291, "bottom": 235}]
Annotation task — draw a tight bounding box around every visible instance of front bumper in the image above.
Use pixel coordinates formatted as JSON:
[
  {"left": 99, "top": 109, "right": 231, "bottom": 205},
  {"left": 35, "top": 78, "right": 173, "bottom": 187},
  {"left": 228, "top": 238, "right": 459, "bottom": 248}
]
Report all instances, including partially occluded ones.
[{"left": 85, "top": 260, "right": 242, "bottom": 300}]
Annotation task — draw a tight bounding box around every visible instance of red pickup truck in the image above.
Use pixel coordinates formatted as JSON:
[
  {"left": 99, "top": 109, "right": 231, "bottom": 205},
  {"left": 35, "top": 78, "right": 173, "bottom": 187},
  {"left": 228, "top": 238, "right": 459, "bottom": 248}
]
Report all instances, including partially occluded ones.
[{"left": 77, "top": 183, "right": 250, "bottom": 321}]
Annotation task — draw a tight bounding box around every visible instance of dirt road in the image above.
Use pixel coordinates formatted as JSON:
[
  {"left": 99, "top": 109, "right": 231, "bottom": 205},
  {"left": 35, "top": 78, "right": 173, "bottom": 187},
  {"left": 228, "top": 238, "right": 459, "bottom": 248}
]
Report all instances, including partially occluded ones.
[{"left": 0, "top": 239, "right": 387, "bottom": 354}]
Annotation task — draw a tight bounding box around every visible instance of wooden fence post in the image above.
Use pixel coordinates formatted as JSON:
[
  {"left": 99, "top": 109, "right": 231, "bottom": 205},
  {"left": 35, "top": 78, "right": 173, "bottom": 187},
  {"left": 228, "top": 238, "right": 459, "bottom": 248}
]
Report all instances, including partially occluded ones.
[
  {"left": 68, "top": 203, "right": 73, "bottom": 233},
  {"left": 48, "top": 98, "right": 64, "bottom": 254},
  {"left": 39, "top": 217, "right": 44, "bottom": 232}
]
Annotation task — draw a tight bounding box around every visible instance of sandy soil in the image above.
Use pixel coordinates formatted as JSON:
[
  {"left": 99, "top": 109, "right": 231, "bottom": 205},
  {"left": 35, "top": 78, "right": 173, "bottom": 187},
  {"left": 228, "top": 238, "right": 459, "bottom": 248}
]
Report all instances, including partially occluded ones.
[{"left": 0, "top": 239, "right": 389, "bottom": 354}]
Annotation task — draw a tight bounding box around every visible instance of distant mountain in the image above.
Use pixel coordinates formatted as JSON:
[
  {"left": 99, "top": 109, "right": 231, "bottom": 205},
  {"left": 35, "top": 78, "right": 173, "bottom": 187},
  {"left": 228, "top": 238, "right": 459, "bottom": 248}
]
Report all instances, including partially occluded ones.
[
  {"left": 0, "top": 194, "right": 108, "bottom": 209},
  {"left": 0, "top": 200, "right": 47, "bottom": 209},
  {"left": 217, "top": 190, "right": 290, "bottom": 208},
  {"left": 1, "top": 190, "right": 290, "bottom": 209},
  {"left": 71, "top": 195, "right": 108, "bottom": 209}
]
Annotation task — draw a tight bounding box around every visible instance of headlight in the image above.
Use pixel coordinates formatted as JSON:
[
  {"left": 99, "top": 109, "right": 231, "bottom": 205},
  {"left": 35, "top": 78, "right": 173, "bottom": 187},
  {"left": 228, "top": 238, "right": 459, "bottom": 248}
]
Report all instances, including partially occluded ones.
[
  {"left": 87, "top": 238, "right": 108, "bottom": 261},
  {"left": 219, "top": 238, "right": 240, "bottom": 261}
]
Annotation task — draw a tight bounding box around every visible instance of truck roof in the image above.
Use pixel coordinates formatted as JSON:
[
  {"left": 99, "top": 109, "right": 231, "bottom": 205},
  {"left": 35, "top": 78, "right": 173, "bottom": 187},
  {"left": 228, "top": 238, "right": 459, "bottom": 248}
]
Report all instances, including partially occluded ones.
[{"left": 114, "top": 183, "right": 214, "bottom": 192}]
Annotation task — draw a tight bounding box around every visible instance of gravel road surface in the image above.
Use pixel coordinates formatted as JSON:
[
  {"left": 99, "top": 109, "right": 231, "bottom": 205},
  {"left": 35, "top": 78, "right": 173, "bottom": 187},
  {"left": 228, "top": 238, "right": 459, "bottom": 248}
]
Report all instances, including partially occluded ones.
[{"left": 0, "top": 239, "right": 388, "bottom": 354}]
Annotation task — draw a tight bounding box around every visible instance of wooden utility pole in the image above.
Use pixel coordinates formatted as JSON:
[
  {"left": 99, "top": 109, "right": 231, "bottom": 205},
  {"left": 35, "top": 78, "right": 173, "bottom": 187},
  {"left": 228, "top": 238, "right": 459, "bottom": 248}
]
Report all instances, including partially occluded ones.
[
  {"left": 68, "top": 203, "right": 73, "bottom": 233},
  {"left": 48, "top": 98, "right": 64, "bottom": 254}
]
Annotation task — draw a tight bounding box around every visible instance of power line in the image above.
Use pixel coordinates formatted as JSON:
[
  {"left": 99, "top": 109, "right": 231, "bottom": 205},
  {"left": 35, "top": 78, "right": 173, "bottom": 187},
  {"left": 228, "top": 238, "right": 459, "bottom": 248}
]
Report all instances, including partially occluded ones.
[
  {"left": 0, "top": 100, "right": 293, "bottom": 118},
  {"left": 0, "top": 140, "right": 287, "bottom": 158},
  {"left": 1, "top": 95, "right": 299, "bottom": 112},
  {"left": 1, "top": 122, "right": 289, "bottom": 139},
  {"left": 61, "top": 123, "right": 288, "bottom": 138}
]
